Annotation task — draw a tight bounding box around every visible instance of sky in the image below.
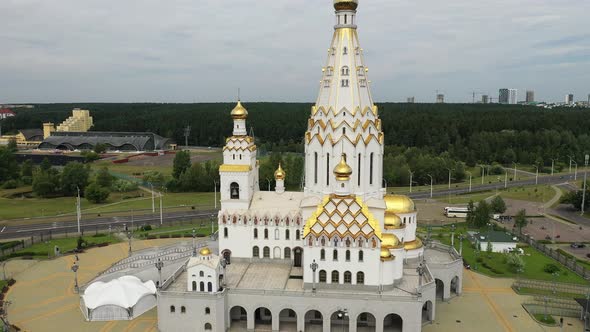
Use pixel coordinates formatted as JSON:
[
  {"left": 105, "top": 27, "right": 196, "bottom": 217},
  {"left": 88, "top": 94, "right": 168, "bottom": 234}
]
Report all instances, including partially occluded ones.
[{"left": 1, "top": 0, "right": 589, "bottom": 104}]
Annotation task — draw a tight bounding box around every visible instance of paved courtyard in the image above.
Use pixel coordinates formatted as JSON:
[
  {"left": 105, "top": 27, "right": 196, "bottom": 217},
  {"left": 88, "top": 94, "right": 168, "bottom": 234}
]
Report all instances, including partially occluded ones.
[{"left": 4, "top": 239, "right": 586, "bottom": 332}]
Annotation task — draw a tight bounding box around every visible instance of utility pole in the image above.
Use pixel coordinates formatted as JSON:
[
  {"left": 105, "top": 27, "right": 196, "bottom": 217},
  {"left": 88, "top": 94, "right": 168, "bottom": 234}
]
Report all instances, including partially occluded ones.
[
  {"left": 427, "top": 174, "right": 433, "bottom": 199},
  {"left": 551, "top": 158, "right": 557, "bottom": 176},
  {"left": 150, "top": 183, "right": 155, "bottom": 213},
  {"left": 466, "top": 171, "right": 472, "bottom": 193},
  {"left": 409, "top": 170, "right": 414, "bottom": 193},
  {"left": 183, "top": 125, "right": 191, "bottom": 149},
  {"left": 534, "top": 165, "right": 539, "bottom": 185},
  {"left": 76, "top": 186, "right": 81, "bottom": 234},
  {"left": 513, "top": 162, "right": 517, "bottom": 181},
  {"left": 504, "top": 171, "right": 508, "bottom": 189},
  {"left": 213, "top": 180, "right": 217, "bottom": 209},
  {"left": 159, "top": 192, "right": 163, "bottom": 226},
  {"left": 582, "top": 154, "right": 589, "bottom": 216},
  {"left": 479, "top": 165, "right": 486, "bottom": 185}
]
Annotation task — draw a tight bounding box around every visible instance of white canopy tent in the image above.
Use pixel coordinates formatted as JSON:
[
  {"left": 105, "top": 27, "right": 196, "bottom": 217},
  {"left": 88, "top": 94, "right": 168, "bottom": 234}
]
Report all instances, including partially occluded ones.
[{"left": 81, "top": 275, "right": 156, "bottom": 321}]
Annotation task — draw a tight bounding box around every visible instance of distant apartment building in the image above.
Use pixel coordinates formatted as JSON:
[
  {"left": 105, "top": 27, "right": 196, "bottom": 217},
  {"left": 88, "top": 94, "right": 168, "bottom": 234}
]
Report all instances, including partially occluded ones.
[
  {"left": 436, "top": 94, "right": 445, "bottom": 103},
  {"left": 525, "top": 90, "right": 535, "bottom": 103},
  {"left": 406, "top": 97, "right": 415, "bottom": 103},
  {"left": 499, "top": 89, "right": 517, "bottom": 104},
  {"left": 565, "top": 94, "right": 574, "bottom": 105},
  {"left": 481, "top": 95, "right": 489, "bottom": 104},
  {"left": 0, "top": 109, "right": 15, "bottom": 120}
]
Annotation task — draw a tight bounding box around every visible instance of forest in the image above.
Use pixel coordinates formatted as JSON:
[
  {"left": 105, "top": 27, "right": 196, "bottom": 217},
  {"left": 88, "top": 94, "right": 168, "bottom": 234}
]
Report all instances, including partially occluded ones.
[{"left": 3, "top": 103, "right": 589, "bottom": 186}]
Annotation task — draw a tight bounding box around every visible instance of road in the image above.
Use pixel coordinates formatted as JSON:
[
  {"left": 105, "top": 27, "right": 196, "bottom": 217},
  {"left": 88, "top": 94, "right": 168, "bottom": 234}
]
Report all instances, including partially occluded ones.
[{"left": 0, "top": 210, "right": 218, "bottom": 240}]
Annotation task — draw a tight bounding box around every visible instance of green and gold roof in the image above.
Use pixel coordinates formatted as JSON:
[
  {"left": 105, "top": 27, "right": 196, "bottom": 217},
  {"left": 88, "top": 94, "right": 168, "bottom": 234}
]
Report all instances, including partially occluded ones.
[{"left": 303, "top": 194, "right": 382, "bottom": 241}]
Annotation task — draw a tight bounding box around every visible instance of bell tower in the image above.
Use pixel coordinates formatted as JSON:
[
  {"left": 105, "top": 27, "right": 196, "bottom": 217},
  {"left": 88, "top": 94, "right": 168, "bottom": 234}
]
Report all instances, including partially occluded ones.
[{"left": 219, "top": 101, "right": 259, "bottom": 210}]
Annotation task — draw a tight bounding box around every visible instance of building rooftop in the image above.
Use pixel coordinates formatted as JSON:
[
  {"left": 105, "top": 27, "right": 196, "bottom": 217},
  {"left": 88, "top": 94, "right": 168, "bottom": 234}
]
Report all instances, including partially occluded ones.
[
  {"left": 474, "top": 231, "right": 518, "bottom": 243},
  {"left": 249, "top": 191, "right": 305, "bottom": 213}
]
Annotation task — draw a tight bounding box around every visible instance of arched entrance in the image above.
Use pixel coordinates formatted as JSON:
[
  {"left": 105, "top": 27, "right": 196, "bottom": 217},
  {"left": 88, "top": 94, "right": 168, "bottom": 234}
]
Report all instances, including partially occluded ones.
[
  {"left": 279, "top": 308, "right": 297, "bottom": 331},
  {"left": 330, "top": 310, "right": 349, "bottom": 331},
  {"left": 274, "top": 246, "right": 281, "bottom": 259},
  {"left": 229, "top": 306, "right": 247, "bottom": 330},
  {"left": 435, "top": 279, "right": 444, "bottom": 301},
  {"left": 254, "top": 307, "right": 272, "bottom": 330},
  {"left": 293, "top": 247, "right": 303, "bottom": 267},
  {"left": 304, "top": 310, "right": 323, "bottom": 331},
  {"left": 422, "top": 301, "right": 433, "bottom": 323},
  {"left": 222, "top": 249, "right": 231, "bottom": 264},
  {"left": 357, "top": 312, "right": 376, "bottom": 331},
  {"left": 383, "top": 313, "right": 403, "bottom": 332},
  {"left": 451, "top": 276, "right": 460, "bottom": 296}
]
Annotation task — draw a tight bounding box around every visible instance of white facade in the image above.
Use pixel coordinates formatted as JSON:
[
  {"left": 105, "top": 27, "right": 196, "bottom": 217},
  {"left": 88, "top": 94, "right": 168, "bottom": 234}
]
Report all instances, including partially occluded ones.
[{"left": 186, "top": 249, "right": 221, "bottom": 293}]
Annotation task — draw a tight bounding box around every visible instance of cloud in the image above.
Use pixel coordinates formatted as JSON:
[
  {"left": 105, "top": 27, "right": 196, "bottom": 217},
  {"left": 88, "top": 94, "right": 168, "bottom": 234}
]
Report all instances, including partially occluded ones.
[{"left": 0, "top": 0, "right": 589, "bottom": 103}]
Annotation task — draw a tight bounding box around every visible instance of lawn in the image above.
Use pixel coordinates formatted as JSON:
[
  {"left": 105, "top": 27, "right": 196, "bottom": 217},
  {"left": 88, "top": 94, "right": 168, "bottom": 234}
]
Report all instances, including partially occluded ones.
[
  {"left": 500, "top": 185, "right": 555, "bottom": 203},
  {"left": 444, "top": 236, "right": 589, "bottom": 284},
  {"left": 135, "top": 222, "right": 218, "bottom": 239},
  {"left": 0, "top": 190, "right": 216, "bottom": 220},
  {"left": 7, "top": 234, "right": 120, "bottom": 258},
  {"left": 533, "top": 314, "right": 556, "bottom": 325}
]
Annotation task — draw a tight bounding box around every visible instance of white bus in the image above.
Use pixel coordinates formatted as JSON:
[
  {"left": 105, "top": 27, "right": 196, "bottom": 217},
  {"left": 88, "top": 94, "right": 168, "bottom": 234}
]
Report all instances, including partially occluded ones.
[{"left": 444, "top": 207, "right": 470, "bottom": 218}]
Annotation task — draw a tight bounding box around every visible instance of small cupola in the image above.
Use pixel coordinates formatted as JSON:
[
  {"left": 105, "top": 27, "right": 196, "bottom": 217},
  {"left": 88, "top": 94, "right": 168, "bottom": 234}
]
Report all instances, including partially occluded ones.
[
  {"left": 333, "top": 154, "right": 352, "bottom": 196},
  {"left": 274, "top": 163, "right": 286, "bottom": 194},
  {"left": 231, "top": 101, "right": 248, "bottom": 136}
]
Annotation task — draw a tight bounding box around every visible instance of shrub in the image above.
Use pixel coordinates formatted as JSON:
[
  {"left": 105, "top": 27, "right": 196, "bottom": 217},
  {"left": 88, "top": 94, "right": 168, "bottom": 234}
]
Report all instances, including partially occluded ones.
[
  {"left": 140, "top": 225, "right": 152, "bottom": 232},
  {"left": 543, "top": 263, "right": 560, "bottom": 274},
  {"left": 1, "top": 180, "right": 18, "bottom": 189},
  {"left": 476, "top": 257, "right": 483, "bottom": 263}
]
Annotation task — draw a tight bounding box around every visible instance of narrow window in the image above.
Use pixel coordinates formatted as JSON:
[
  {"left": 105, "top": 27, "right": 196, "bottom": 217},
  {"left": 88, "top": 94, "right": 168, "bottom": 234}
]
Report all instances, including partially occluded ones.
[
  {"left": 192, "top": 281, "right": 196, "bottom": 291},
  {"left": 314, "top": 152, "right": 318, "bottom": 184},
  {"left": 253, "top": 246, "right": 259, "bottom": 257},
  {"left": 342, "top": 127, "right": 346, "bottom": 135},
  {"left": 181, "top": 306, "right": 186, "bottom": 314},
  {"left": 296, "top": 230, "right": 300, "bottom": 240},
  {"left": 207, "top": 282, "right": 212, "bottom": 292},
  {"left": 331, "top": 270, "right": 339, "bottom": 283},
  {"left": 199, "top": 271, "right": 204, "bottom": 277},
  {"left": 284, "top": 247, "right": 291, "bottom": 258},
  {"left": 344, "top": 14, "right": 347, "bottom": 24},
  {"left": 230, "top": 182, "right": 239, "bottom": 199},
  {"left": 326, "top": 153, "right": 330, "bottom": 186},
  {"left": 369, "top": 153, "right": 374, "bottom": 185},
  {"left": 345, "top": 250, "right": 351, "bottom": 261},
  {"left": 274, "top": 229, "right": 280, "bottom": 240},
  {"left": 357, "top": 153, "right": 361, "bottom": 186},
  {"left": 358, "top": 250, "right": 364, "bottom": 262},
  {"left": 223, "top": 227, "right": 228, "bottom": 238},
  {"left": 320, "top": 249, "right": 326, "bottom": 260},
  {"left": 357, "top": 271, "right": 365, "bottom": 284},
  {"left": 343, "top": 46, "right": 348, "bottom": 55},
  {"left": 200, "top": 282, "right": 205, "bottom": 292},
  {"left": 254, "top": 228, "right": 258, "bottom": 239},
  {"left": 344, "top": 271, "right": 352, "bottom": 284},
  {"left": 263, "top": 246, "right": 270, "bottom": 258},
  {"left": 285, "top": 229, "right": 290, "bottom": 240},
  {"left": 333, "top": 249, "right": 338, "bottom": 261},
  {"left": 319, "top": 270, "right": 327, "bottom": 283},
  {"left": 170, "top": 305, "right": 175, "bottom": 313},
  {"left": 204, "top": 323, "right": 212, "bottom": 330},
  {"left": 264, "top": 228, "right": 268, "bottom": 239},
  {"left": 205, "top": 307, "right": 211, "bottom": 315}
]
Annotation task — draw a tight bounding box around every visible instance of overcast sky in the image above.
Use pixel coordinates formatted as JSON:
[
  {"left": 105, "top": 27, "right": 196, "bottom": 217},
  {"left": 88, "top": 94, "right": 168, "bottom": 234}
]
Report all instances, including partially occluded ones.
[{"left": 1, "top": 0, "right": 589, "bottom": 103}]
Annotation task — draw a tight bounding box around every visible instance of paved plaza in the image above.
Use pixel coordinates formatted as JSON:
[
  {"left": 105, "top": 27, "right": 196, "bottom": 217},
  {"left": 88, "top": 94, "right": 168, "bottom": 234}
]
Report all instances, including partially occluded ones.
[{"left": 3, "top": 239, "right": 585, "bottom": 332}]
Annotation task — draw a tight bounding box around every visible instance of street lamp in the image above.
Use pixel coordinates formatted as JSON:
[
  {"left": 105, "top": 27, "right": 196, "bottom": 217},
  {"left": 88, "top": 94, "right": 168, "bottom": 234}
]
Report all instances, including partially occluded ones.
[
  {"left": 127, "top": 231, "right": 132, "bottom": 256},
  {"left": 266, "top": 178, "right": 271, "bottom": 192},
  {"left": 512, "top": 162, "right": 518, "bottom": 181},
  {"left": 582, "top": 154, "right": 589, "bottom": 216},
  {"left": 408, "top": 170, "right": 414, "bottom": 193},
  {"left": 155, "top": 258, "right": 164, "bottom": 289},
  {"left": 478, "top": 165, "right": 486, "bottom": 185},
  {"left": 466, "top": 171, "right": 472, "bottom": 193},
  {"left": 458, "top": 234, "right": 464, "bottom": 256},
  {"left": 568, "top": 155, "right": 574, "bottom": 173},
  {"left": 450, "top": 224, "right": 456, "bottom": 247},
  {"left": 192, "top": 228, "right": 197, "bottom": 256},
  {"left": 447, "top": 168, "right": 454, "bottom": 190},
  {"left": 552, "top": 271, "right": 560, "bottom": 294},
  {"left": 533, "top": 165, "right": 539, "bottom": 186},
  {"left": 572, "top": 159, "right": 578, "bottom": 181},
  {"left": 550, "top": 158, "right": 558, "bottom": 177},
  {"left": 427, "top": 174, "right": 434, "bottom": 199},
  {"left": 1, "top": 262, "right": 6, "bottom": 281},
  {"left": 213, "top": 179, "right": 218, "bottom": 210},
  {"left": 71, "top": 262, "right": 79, "bottom": 293},
  {"left": 310, "top": 259, "right": 318, "bottom": 292}
]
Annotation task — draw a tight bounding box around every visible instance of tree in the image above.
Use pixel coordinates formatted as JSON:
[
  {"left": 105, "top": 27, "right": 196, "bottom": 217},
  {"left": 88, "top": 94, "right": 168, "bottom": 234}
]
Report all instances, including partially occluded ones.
[
  {"left": 560, "top": 183, "right": 590, "bottom": 212},
  {"left": 490, "top": 195, "right": 507, "bottom": 214},
  {"left": 21, "top": 159, "right": 33, "bottom": 177},
  {"left": 32, "top": 169, "right": 60, "bottom": 197},
  {"left": 473, "top": 200, "right": 492, "bottom": 228},
  {"left": 173, "top": 150, "right": 191, "bottom": 180},
  {"left": 7, "top": 137, "right": 17, "bottom": 152},
  {"left": 40, "top": 157, "right": 51, "bottom": 172},
  {"left": 143, "top": 171, "right": 165, "bottom": 185},
  {"left": 61, "top": 162, "right": 90, "bottom": 196},
  {"left": 486, "top": 241, "right": 493, "bottom": 257},
  {"left": 466, "top": 200, "right": 476, "bottom": 226},
  {"left": 507, "top": 254, "right": 525, "bottom": 273},
  {"left": 93, "top": 143, "right": 107, "bottom": 154},
  {"left": 85, "top": 182, "right": 110, "bottom": 203},
  {"left": 514, "top": 209, "right": 527, "bottom": 235},
  {"left": 95, "top": 167, "right": 113, "bottom": 189},
  {"left": 0, "top": 147, "right": 18, "bottom": 182}
]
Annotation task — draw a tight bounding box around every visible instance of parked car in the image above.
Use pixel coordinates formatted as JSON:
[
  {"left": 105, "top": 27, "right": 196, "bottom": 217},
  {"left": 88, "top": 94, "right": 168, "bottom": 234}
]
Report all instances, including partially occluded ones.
[
  {"left": 463, "top": 259, "right": 471, "bottom": 270},
  {"left": 571, "top": 243, "right": 586, "bottom": 249}
]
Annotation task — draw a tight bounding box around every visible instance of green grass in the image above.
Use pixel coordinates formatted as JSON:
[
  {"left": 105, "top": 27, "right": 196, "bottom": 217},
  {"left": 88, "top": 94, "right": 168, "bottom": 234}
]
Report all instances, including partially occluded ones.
[
  {"left": 135, "top": 223, "right": 217, "bottom": 238},
  {"left": 0, "top": 190, "right": 215, "bottom": 220},
  {"left": 533, "top": 314, "right": 556, "bottom": 325},
  {"left": 441, "top": 192, "right": 496, "bottom": 204},
  {"left": 445, "top": 236, "right": 589, "bottom": 284},
  {"left": 555, "top": 248, "right": 590, "bottom": 270},
  {"left": 500, "top": 185, "right": 555, "bottom": 203},
  {"left": 13, "top": 234, "right": 120, "bottom": 257}
]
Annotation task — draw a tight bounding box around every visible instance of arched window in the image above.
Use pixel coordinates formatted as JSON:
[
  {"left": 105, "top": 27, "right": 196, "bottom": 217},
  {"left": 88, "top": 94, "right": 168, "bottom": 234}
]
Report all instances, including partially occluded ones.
[
  {"left": 192, "top": 281, "right": 197, "bottom": 291},
  {"left": 327, "top": 66, "right": 334, "bottom": 76},
  {"left": 296, "top": 230, "right": 300, "bottom": 240},
  {"left": 264, "top": 228, "right": 269, "bottom": 239},
  {"left": 319, "top": 270, "right": 327, "bottom": 283},
  {"left": 200, "top": 281, "right": 205, "bottom": 292},
  {"left": 343, "top": 46, "right": 348, "bottom": 55},
  {"left": 285, "top": 229, "right": 290, "bottom": 240},
  {"left": 345, "top": 250, "right": 351, "bottom": 261},
  {"left": 223, "top": 227, "right": 228, "bottom": 238},
  {"left": 326, "top": 153, "right": 330, "bottom": 186},
  {"left": 284, "top": 247, "right": 291, "bottom": 259},
  {"left": 314, "top": 152, "right": 318, "bottom": 184},
  {"left": 342, "top": 127, "right": 346, "bottom": 135},
  {"left": 369, "top": 153, "right": 374, "bottom": 185},
  {"left": 170, "top": 305, "right": 175, "bottom": 313},
  {"left": 274, "top": 229, "right": 280, "bottom": 240},
  {"left": 341, "top": 79, "right": 349, "bottom": 87},
  {"left": 357, "top": 153, "right": 361, "bottom": 186},
  {"left": 320, "top": 249, "right": 326, "bottom": 260},
  {"left": 230, "top": 182, "right": 239, "bottom": 199},
  {"left": 358, "top": 250, "right": 364, "bottom": 262},
  {"left": 207, "top": 282, "right": 212, "bottom": 292},
  {"left": 341, "top": 66, "right": 349, "bottom": 76},
  {"left": 344, "top": 271, "right": 352, "bottom": 284},
  {"left": 357, "top": 271, "right": 365, "bottom": 285},
  {"left": 205, "top": 307, "right": 211, "bottom": 315},
  {"left": 333, "top": 249, "right": 338, "bottom": 261},
  {"left": 204, "top": 323, "right": 212, "bottom": 330},
  {"left": 253, "top": 246, "right": 259, "bottom": 257},
  {"left": 181, "top": 306, "right": 186, "bottom": 314},
  {"left": 199, "top": 271, "right": 204, "bottom": 277},
  {"left": 331, "top": 270, "right": 339, "bottom": 283},
  {"left": 254, "top": 228, "right": 258, "bottom": 239},
  {"left": 263, "top": 246, "right": 270, "bottom": 258}
]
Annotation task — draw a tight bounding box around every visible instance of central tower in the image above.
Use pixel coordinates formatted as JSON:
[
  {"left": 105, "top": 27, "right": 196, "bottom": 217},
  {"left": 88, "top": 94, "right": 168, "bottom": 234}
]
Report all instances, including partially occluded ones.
[{"left": 304, "top": 0, "right": 384, "bottom": 200}]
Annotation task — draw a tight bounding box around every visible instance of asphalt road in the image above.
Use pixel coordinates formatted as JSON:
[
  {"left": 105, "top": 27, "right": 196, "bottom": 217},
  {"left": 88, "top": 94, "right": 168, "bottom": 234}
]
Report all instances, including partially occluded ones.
[{"left": 0, "top": 210, "right": 218, "bottom": 240}]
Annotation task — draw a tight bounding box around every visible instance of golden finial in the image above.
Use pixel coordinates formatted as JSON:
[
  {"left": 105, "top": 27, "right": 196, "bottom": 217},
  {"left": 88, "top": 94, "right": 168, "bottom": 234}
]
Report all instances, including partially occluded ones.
[
  {"left": 333, "top": 153, "right": 352, "bottom": 181},
  {"left": 274, "top": 163, "right": 286, "bottom": 180}
]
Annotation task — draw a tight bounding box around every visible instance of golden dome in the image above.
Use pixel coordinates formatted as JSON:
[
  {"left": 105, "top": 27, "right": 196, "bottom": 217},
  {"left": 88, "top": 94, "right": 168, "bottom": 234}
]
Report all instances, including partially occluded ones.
[
  {"left": 384, "top": 212, "right": 404, "bottom": 229},
  {"left": 199, "top": 247, "right": 212, "bottom": 256},
  {"left": 384, "top": 195, "right": 416, "bottom": 214},
  {"left": 404, "top": 238, "right": 423, "bottom": 251},
  {"left": 333, "top": 154, "right": 352, "bottom": 181},
  {"left": 381, "top": 233, "right": 403, "bottom": 249},
  {"left": 380, "top": 247, "right": 394, "bottom": 261},
  {"left": 274, "top": 163, "right": 286, "bottom": 180},
  {"left": 334, "top": 0, "right": 358, "bottom": 11},
  {"left": 230, "top": 101, "right": 248, "bottom": 120}
]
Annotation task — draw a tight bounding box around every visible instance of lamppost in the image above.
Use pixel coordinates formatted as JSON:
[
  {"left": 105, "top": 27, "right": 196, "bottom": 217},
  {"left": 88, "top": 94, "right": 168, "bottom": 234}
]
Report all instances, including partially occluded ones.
[
  {"left": 192, "top": 228, "right": 197, "bottom": 256},
  {"left": 568, "top": 155, "right": 574, "bottom": 173},
  {"left": 513, "top": 162, "right": 518, "bottom": 181},
  {"left": 572, "top": 159, "right": 578, "bottom": 181},
  {"left": 159, "top": 192, "right": 163, "bottom": 226},
  {"left": 409, "top": 170, "right": 414, "bottom": 193},
  {"left": 458, "top": 234, "right": 464, "bottom": 256},
  {"left": 426, "top": 225, "right": 432, "bottom": 245},
  {"left": 127, "top": 231, "right": 132, "bottom": 256},
  {"left": 474, "top": 240, "right": 480, "bottom": 271},
  {"left": 427, "top": 174, "right": 433, "bottom": 199},
  {"left": 533, "top": 165, "right": 539, "bottom": 186},
  {"left": 1, "top": 261, "right": 6, "bottom": 280},
  {"left": 450, "top": 224, "right": 456, "bottom": 247},
  {"left": 266, "top": 178, "right": 271, "bottom": 192},
  {"left": 310, "top": 259, "right": 318, "bottom": 292},
  {"left": 466, "top": 171, "right": 472, "bottom": 193},
  {"left": 150, "top": 182, "right": 155, "bottom": 213},
  {"left": 543, "top": 296, "right": 548, "bottom": 321},
  {"left": 551, "top": 158, "right": 558, "bottom": 176},
  {"left": 504, "top": 170, "right": 508, "bottom": 189},
  {"left": 478, "top": 165, "right": 486, "bottom": 185},
  {"left": 155, "top": 258, "right": 164, "bottom": 289},
  {"left": 213, "top": 179, "right": 218, "bottom": 209},
  {"left": 71, "top": 262, "right": 79, "bottom": 293},
  {"left": 210, "top": 214, "right": 216, "bottom": 236},
  {"left": 552, "top": 271, "right": 560, "bottom": 294},
  {"left": 447, "top": 168, "right": 454, "bottom": 190},
  {"left": 516, "top": 267, "right": 523, "bottom": 291},
  {"left": 582, "top": 154, "right": 589, "bottom": 216}
]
